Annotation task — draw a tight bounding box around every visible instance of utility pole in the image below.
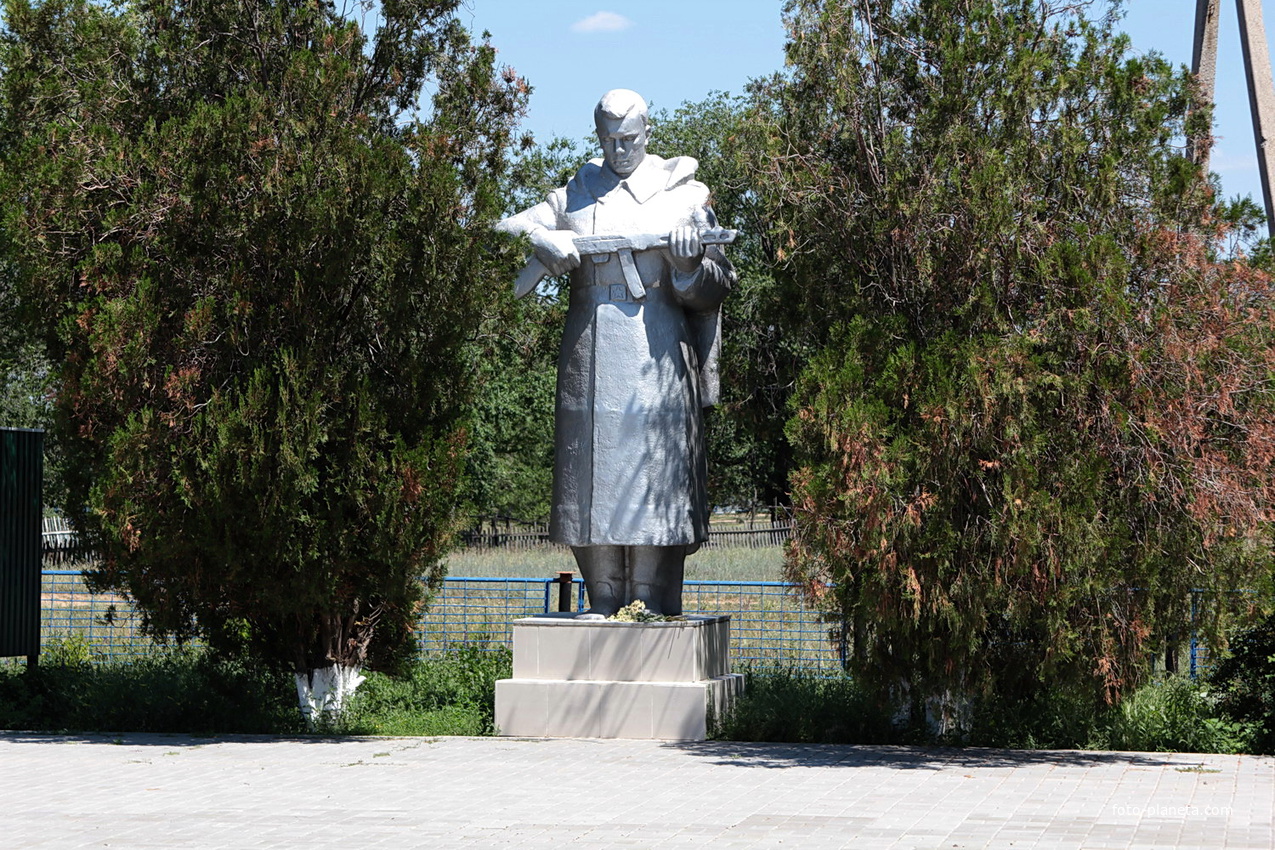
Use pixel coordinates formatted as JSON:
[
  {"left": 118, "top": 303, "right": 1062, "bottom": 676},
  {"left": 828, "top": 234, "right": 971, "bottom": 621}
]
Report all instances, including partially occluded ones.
[
  {"left": 1193, "top": 0, "right": 1275, "bottom": 238},
  {"left": 1190, "top": 0, "right": 1221, "bottom": 169}
]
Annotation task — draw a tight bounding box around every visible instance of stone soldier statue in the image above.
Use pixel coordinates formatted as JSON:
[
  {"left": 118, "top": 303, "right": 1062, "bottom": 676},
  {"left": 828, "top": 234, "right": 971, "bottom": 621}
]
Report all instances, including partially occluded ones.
[{"left": 497, "top": 89, "right": 736, "bottom": 617}]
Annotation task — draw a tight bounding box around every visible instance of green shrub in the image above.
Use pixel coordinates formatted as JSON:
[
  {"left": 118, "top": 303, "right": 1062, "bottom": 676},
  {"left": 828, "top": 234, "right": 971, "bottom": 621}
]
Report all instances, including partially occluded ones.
[
  {"left": 965, "top": 686, "right": 1102, "bottom": 750},
  {"left": 717, "top": 668, "right": 1100, "bottom": 748},
  {"left": 0, "top": 648, "right": 301, "bottom": 734},
  {"left": 1209, "top": 614, "right": 1275, "bottom": 754},
  {"left": 715, "top": 670, "right": 1249, "bottom": 753},
  {"left": 1, "top": 646, "right": 512, "bottom": 737},
  {"left": 338, "top": 648, "right": 511, "bottom": 736},
  {"left": 712, "top": 668, "right": 899, "bottom": 744},
  {"left": 1096, "top": 676, "right": 1250, "bottom": 754},
  {"left": 40, "top": 632, "right": 95, "bottom": 667},
  {"left": 969, "top": 676, "right": 1250, "bottom": 753}
]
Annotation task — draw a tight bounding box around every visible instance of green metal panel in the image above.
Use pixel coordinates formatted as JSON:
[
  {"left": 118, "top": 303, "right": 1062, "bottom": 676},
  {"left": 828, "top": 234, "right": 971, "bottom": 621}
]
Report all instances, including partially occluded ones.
[{"left": 0, "top": 427, "right": 43, "bottom": 660}]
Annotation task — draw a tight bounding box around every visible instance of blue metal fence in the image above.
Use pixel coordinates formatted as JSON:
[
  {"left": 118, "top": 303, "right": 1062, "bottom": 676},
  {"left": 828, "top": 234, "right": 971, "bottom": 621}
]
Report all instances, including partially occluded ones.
[
  {"left": 417, "top": 577, "right": 577, "bottom": 653},
  {"left": 683, "top": 581, "right": 843, "bottom": 671},
  {"left": 34, "top": 570, "right": 844, "bottom": 671},
  {"left": 417, "top": 576, "right": 844, "bottom": 672},
  {"left": 28, "top": 569, "right": 1235, "bottom": 679},
  {"left": 40, "top": 569, "right": 166, "bottom": 660},
  {"left": 1185, "top": 590, "right": 1257, "bottom": 679}
]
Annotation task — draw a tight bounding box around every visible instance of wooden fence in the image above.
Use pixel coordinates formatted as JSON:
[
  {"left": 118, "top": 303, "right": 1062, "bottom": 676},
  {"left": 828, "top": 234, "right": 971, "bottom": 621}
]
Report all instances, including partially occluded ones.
[
  {"left": 40, "top": 515, "right": 793, "bottom": 558},
  {"left": 40, "top": 517, "right": 90, "bottom": 567},
  {"left": 458, "top": 517, "right": 792, "bottom": 551}
]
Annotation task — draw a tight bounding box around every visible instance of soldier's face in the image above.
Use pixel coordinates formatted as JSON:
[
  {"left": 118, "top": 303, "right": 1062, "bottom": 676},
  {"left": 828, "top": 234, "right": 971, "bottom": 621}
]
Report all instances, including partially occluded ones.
[{"left": 596, "top": 112, "right": 648, "bottom": 179}]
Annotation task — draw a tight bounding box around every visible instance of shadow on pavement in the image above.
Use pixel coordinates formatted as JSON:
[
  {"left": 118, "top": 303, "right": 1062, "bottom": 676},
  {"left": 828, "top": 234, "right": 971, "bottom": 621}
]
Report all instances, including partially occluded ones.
[
  {"left": 0, "top": 731, "right": 399, "bottom": 748},
  {"left": 661, "top": 740, "right": 1190, "bottom": 770}
]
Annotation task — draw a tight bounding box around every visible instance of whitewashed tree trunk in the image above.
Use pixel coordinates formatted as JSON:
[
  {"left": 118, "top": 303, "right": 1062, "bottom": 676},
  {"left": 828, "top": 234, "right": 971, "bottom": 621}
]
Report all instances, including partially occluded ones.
[
  {"left": 925, "top": 689, "right": 973, "bottom": 738},
  {"left": 890, "top": 679, "right": 973, "bottom": 737},
  {"left": 295, "top": 664, "right": 366, "bottom": 726}
]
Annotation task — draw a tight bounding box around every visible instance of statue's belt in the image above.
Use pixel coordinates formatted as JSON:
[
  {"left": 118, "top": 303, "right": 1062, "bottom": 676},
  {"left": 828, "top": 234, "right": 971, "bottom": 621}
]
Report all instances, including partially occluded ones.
[{"left": 582, "top": 278, "right": 653, "bottom": 304}]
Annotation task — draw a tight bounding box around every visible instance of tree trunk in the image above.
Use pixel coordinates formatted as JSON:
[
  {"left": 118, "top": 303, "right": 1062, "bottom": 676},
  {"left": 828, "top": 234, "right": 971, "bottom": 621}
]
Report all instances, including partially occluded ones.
[{"left": 294, "top": 664, "right": 366, "bottom": 727}]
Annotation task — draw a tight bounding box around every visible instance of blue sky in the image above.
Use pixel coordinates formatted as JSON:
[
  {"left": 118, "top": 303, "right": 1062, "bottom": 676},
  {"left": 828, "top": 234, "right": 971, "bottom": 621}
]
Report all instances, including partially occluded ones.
[{"left": 460, "top": 0, "right": 1273, "bottom": 207}]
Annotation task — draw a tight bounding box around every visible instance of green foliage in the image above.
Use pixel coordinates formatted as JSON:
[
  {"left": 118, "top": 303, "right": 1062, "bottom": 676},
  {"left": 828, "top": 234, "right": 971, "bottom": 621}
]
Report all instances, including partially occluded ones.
[
  {"left": 1097, "top": 676, "right": 1250, "bottom": 754},
  {"left": 504, "top": 135, "right": 588, "bottom": 221},
  {"left": 713, "top": 668, "right": 899, "bottom": 744},
  {"left": 0, "top": 648, "right": 302, "bottom": 734},
  {"left": 650, "top": 95, "right": 802, "bottom": 512},
  {"left": 764, "top": 0, "right": 1275, "bottom": 712},
  {"left": 964, "top": 684, "right": 1104, "bottom": 750},
  {"left": 337, "top": 648, "right": 511, "bottom": 736},
  {"left": 718, "top": 670, "right": 1248, "bottom": 752},
  {"left": 1, "top": 0, "right": 527, "bottom": 673},
  {"left": 463, "top": 291, "right": 561, "bottom": 521},
  {"left": 458, "top": 136, "right": 582, "bottom": 522},
  {"left": 39, "top": 631, "right": 94, "bottom": 667},
  {"left": 966, "top": 675, "right": 1251, "bottom": 753},
  {"left": 0, "top": 278, "right": 50, "bottom": 431},
  {"left": 0, "top": 646, "right": 509, "bottom": 736},
  {"left": 1210, "top": 612, "right": 1275, "bottom": 754},
  {"left": 0, "top": 234, "right": 62, "bottom": 498}
]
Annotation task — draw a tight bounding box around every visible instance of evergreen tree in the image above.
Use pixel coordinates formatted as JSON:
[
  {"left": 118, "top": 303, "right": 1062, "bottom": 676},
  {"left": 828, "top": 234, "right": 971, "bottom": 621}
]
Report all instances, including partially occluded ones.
[
  {"left": 459, "top": 136, "right": 579, "bottom": 522},
  {"left": 0, "top": 0, "right": 526, "bottom": 699},
  {"left": 760, "top": 0, "right": 1274, "bottom": 717},
  {"left": 650, "top": 94, "right": 803, "bottom": 515},
  {"left": 1, "top": 248, "right": 51, "bottom": 430}
]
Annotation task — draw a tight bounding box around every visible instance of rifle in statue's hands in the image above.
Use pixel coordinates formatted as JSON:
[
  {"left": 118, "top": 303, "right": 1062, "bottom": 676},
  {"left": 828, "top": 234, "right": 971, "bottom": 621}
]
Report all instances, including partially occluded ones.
[{"left": 514, "top": 228, "right": 738, "bottom": 299}]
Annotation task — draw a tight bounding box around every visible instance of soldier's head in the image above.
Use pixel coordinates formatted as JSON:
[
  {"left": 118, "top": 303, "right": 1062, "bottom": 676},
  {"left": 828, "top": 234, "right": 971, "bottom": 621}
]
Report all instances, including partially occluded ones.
[{"left": 594, "top": 89, "right": 649, "bottom": 179}]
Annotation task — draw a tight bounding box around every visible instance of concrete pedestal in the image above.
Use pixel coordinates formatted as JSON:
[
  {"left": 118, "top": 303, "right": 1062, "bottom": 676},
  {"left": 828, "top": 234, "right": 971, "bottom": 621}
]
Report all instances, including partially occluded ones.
[{"left": 495, "top": 614, "right": 745, "bottom": 741}]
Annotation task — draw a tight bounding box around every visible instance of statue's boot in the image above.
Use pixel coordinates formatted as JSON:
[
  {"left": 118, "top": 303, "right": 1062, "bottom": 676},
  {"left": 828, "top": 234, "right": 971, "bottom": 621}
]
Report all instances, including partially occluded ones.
[
  {"left": 572, "top": 545, "right": 626, "bottom": 617},
  {"left": 628, "top": 545, "right": 686, "bottom": 616}
]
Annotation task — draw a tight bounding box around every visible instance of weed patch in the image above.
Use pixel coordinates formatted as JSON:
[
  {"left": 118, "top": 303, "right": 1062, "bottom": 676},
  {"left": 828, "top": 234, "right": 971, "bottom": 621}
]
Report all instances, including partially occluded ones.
[
  {"left": 1208, "top": 613, "right": 1275, "bottom": 754},
  {"left": 717, "top": 670, "right": 1253, "bottom": 754},
  {"left": 0, "top": 648, "right": 301, "bottom": 734},
  {"left": 712, "top": 668, "right": 899, "bottom": 744},
  {"left": 336, "top": 648, "right": 511, "bottom": 736},
  {"left": 1096, "top": 676, "right": 1251, "bottom": 754},
  {"left": 0, "top": 646, "right": 511, "bottom": 738}
]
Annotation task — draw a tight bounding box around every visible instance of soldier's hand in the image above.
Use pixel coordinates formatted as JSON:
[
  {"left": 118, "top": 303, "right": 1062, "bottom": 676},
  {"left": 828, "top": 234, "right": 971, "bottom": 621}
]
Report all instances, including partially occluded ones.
[
  {"left": 668, "top": 225, "right": 703, "bottom": 274},
  {"left": 531, "top": 229, "right": 580, "bottom": 277}
]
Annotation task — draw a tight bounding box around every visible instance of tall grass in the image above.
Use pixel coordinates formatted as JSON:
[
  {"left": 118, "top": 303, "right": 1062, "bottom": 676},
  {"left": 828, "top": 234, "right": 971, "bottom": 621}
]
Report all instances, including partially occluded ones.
[
  {"left": 1097, "top": 677, "right": 1253, "bottom": 754},
  {"left": 0, "top": 642, "right": 302, "bottom": 734},
  {"left": 720, "top": 673, "right": 1256, "bottom": 753},
  {"left": 1, "top": 642, "right": 509, "bottom": 738},
  {"left": 962, "top": 676, "right": 1255, "bottom": 753},
  {"left": 337, "top": 648, "right": 512, "bottom": 736},
  {"left": 6, "top": 637, "right": 1256, "bottom": 753},
  {"left": 713, "top": 668, "right": 900, "bottom": 744}
]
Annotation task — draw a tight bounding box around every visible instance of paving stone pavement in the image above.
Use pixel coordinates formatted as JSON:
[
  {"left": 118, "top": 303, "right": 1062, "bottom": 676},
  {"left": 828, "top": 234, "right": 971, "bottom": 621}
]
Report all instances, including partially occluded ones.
[{"left": 1, "top": 733, "right": 1271, "bottom": 849}]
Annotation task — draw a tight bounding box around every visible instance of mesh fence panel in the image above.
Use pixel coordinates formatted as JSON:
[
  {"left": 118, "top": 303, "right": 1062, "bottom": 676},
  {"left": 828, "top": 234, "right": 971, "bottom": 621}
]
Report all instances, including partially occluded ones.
[
  {"left": 682, "top": 581, "right": 844, "bottom": 672},
  {"left": 36, "top": 571, "right": 844, "bottom": 670},
  {"left": 417, "top": 577, "right": 561, "bottom": 653},
  {"left": 32, "top": 569, "right": 1235, "bottom": 679},
  {"left": 40, "top": 570, "right": 178, "bottom": 662}
]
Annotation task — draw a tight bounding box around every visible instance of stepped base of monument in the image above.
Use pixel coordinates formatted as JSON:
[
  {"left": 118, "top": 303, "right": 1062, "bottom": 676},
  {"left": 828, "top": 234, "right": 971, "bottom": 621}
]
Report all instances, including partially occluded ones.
[
  {"left": 494, "top": 613, "right": 744, "bottom": 741},
  {"left": 495, "top": 675, "right": 744, "bottom": 740}
]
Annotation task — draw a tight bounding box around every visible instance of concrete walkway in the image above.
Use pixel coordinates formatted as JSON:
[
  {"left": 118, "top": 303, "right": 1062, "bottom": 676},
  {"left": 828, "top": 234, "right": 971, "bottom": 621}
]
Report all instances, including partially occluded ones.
[{"left": 1, "top": 733, "right": 1271, "bottom": 848}]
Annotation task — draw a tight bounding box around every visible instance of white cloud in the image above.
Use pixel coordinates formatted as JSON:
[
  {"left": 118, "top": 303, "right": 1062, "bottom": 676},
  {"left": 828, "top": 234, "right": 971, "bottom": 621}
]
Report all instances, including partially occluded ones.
[{"left": 570, "top": 11, "right": 633, "bottom": 34}]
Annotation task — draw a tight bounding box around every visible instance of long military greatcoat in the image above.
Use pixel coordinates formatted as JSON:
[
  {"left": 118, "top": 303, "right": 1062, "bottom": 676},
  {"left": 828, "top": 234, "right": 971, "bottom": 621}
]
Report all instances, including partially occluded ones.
[{"left": 500, "top": 154, "right": 734, "bottom": 547}]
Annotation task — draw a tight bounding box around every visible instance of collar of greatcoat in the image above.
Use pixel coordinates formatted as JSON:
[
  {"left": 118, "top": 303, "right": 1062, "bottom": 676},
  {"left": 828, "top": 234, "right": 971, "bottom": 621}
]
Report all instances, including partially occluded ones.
[{"left": 570, "top": 154, "right": 700, "bottom": 204}]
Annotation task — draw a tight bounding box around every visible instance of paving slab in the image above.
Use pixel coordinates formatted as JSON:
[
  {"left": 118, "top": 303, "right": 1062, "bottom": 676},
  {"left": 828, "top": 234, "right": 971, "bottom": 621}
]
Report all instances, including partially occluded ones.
[{"left": 0, "top": 733, "right": 1271, "bottom": 849}]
